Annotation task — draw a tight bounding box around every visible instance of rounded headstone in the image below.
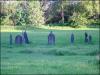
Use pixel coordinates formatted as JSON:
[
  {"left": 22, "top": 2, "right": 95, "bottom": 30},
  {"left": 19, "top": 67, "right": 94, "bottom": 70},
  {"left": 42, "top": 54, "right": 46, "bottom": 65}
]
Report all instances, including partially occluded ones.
[{"left": 15, "top": 35, "right": 23, "bottom": 45}]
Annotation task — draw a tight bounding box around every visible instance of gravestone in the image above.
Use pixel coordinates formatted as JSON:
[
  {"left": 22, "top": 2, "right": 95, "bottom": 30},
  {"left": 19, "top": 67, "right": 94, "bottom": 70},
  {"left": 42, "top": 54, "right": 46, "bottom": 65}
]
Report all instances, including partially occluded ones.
[
  {"left": 71, "top": 33, "right": 74, "bottom": 44},
  {"left": 89, "top": 35, "right": 92, "bottom": 43},
  {"left": 85, "top": 32, "right": 88, "bottom": 43},
  {"left": 9, "top": 34, "right": 13, "bottom": 45},
  {"left": 15, "top": 35, "right": 23, "bottom": 45},
  {"left": 48, "top": 31, "right": 55, "bottom": 45},
  {"left": 22, "top": 31, "right": 29, "bottom": 44}
]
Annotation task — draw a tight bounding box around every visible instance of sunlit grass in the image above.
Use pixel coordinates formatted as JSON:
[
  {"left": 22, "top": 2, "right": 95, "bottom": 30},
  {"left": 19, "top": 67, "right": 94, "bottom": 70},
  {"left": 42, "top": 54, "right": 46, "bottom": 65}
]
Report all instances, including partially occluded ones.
[{"left": 1, "top": 26, "right": 99, "bottom": 32}]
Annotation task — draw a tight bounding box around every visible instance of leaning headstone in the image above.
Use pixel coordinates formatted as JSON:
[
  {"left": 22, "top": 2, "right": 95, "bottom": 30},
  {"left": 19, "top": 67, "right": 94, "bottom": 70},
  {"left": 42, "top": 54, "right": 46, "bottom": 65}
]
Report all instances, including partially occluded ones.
[
  {"left": 85, "top": 32, "right": 88, "bottom": 43},
  {"left": 48, "top": 31, "right": 55, "bottom": 45},
  {"left": 22, "top": 31, "right": 29, "bottom": 44},
  {"left": 70, "top": 33, "right": 74, "bottom": 44},
  {"left": 89, "top": 35, "right": 92, "bottom": 43},
  {"left": 9, "top": 34, "right": 13, "bottom": 45},
  {"left": 15, "top": 35, "right": 23, "bottom": 45}
]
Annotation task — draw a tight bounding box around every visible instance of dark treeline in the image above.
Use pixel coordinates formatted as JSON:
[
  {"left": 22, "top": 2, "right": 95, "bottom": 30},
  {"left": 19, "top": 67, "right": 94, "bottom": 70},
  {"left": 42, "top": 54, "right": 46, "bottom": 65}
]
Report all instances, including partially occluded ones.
[{"left": 0, "top": 0, "right": 100, "bottom": 28}]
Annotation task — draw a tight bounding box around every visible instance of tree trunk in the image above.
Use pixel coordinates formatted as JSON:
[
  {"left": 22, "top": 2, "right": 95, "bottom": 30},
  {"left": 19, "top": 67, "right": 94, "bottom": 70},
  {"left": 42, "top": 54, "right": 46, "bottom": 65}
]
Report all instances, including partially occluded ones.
[{"left": 61, "top": 2, "right": 64, "bottom": 24}]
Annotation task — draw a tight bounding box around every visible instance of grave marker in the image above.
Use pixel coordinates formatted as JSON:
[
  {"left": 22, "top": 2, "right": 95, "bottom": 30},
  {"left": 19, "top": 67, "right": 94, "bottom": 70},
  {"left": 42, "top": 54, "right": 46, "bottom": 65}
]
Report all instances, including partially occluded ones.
[
  {"left": 48, "top": 31, "right": 55, "bottom": 45},
  {"left": 85, "top": 32, "right": 88, "bottom": 43},
  {"left": 22, "top": 31, "right": 29, "bottom": 44},
  {"left": 89, "top": 35, "right": 92, "bottom": 43},
  {"left": 9, "top": 34, "right": 13, "bottom": 45},
  {"left": 71, "top": 33, "right": 74, "bottom": 44},
  {"left": 15, "top": 35, "right": 23, "bottom": 45}
]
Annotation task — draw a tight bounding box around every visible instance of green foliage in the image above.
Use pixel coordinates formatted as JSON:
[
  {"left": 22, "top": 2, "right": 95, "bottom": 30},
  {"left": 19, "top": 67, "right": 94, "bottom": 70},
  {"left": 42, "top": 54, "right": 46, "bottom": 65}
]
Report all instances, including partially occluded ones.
[
  {"left": 69, "top": 13, "right": 88, "bottom": 28},
  {"left": 1, "top": 15, "right": 13, "bottom": 26},
  {"left": 89, "top": 19, "right": 100, "bottom": 26},
  {"left": 1, "top": 1, "right": 44, "bottom": 28},
  {"left": 0, "top": 1, "right": 18, "bottom": 26},
  {"left": 28, "top": 1, "right": 45, "bottom": 27},
  {"left": 48, "top": 23, "right": 70, "bottom": 26},
  {"left": 82, "top": 0, "right": 100, "bottom": 16},
  {"left": 11, "top": 2, "right": 30, "bottom": 26},
  {"left": 0, "top": 1, "right": 99, "bottom": 28}
]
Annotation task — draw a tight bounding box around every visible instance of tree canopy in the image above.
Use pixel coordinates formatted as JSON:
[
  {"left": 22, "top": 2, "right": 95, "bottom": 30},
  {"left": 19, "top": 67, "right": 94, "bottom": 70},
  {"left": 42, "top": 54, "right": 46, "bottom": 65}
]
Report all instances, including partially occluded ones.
[{"left": 0, "top": 0, "right": 99, "bottom": 28}]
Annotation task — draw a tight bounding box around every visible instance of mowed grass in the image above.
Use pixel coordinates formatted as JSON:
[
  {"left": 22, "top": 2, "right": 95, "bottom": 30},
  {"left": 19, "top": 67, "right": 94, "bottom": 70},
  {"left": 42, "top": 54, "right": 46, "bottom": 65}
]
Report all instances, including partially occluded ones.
[{"left": 1, "top": 30, "right": 100, "bottom": 74}]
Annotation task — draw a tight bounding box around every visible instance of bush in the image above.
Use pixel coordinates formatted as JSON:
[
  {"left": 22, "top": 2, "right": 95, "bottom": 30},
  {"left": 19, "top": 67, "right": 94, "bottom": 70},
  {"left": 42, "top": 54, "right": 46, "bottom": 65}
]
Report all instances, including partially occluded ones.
[{"left": 69, "top": 13, "right": 88, "bottom": 28}]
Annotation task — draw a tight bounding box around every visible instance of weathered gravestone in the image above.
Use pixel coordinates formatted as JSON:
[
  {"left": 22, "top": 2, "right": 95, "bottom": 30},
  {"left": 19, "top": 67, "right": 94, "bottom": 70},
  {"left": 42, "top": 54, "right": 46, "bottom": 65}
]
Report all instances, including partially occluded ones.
[
  {"left": 85, "top": 32, "right": 88, "bottom": 43},
  {"left": 15, "top": 35, "right": 23, "bottom": 45},
  {"left": 70, "top": 33, "right": 74, "bottom": 44},
  {"left": 89, "top": 35, "right": 92, "bottom": 43},
  {"left": 48, "top": 31, "right": 55, "bottom": 45},
  {"left": 22, "top": 31, "right": 29, "bottom": 44},
  {"left": 9, "top": 34, "right": 13, "bottom": 45}
]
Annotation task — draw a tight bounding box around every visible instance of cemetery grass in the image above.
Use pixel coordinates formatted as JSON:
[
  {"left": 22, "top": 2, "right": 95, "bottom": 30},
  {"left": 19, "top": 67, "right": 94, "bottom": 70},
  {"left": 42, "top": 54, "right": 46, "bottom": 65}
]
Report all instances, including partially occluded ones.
[{"left": 1, "top": 30, "right": 100, "bottom": 74}]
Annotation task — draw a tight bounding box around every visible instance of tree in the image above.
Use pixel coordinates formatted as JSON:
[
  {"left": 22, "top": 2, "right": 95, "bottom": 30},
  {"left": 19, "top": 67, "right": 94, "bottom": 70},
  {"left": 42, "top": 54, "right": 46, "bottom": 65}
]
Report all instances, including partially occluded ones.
[
  {"left": 11, "top": 1, "right": 30, "bottom": 26},
  {"left": 42, "top": 0, "right": 68, "bottom": 24},
  {"left": 28, "top": 1, "right": 45, "bottom": 27},
  {"left": 69, "top": 12, "right": 88, "bottom": 28},
  {"left": 1, "top": 1, "right": 45, "bottom": 28},
  {"left": 1, "top": 1, "right": 19, "bottom": 26},
  {"left": 61, "top": 1, "right": 64, "bottom": 24}
]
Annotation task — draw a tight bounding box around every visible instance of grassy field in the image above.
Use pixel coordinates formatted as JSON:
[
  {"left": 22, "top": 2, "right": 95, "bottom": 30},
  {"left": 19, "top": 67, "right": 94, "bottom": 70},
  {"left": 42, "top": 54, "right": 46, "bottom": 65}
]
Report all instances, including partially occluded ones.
[{"left": 1, "top": 29, "right": 100, "bottom": 74}]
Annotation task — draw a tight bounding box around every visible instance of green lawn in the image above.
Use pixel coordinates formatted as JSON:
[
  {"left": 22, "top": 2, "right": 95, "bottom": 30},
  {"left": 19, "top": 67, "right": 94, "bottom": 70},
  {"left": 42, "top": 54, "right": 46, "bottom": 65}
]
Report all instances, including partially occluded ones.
[{"left": 1, "top": 29, "right": 100, "bottom": 74}]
